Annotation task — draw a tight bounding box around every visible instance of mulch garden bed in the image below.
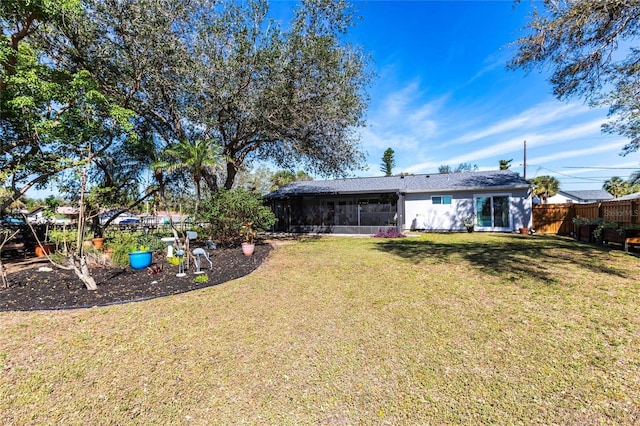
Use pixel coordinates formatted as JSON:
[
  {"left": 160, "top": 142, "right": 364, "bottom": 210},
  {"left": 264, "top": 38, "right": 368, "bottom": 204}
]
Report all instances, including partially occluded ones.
[{"left": 0, "top": 244, "right": 270, "bottom": 312}]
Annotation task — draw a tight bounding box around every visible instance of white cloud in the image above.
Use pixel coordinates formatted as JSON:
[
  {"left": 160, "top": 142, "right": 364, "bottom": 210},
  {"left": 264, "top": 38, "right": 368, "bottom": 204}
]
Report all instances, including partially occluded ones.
[
  {"left": 360, "top": 81, "right": 447, "bottom": 152},
  {"left": 527, "top": 140, "right": 628, "bottom": 166},
  {"left": 403, "top": 119, "right": 607, "bottom": 173},
  {"left": 446, "top": 101, "right": 592, "bottom": 146}
]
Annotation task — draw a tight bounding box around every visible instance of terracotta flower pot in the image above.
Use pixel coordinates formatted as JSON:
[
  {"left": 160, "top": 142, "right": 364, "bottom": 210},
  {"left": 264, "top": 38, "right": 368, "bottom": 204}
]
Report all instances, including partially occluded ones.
[
  {"left": 92, "top": 237, "right": 105, "bottom": 249},
  {"left": 35, "top": 243, "right": 54, "bottom": 257},
  {"left": 104, "top": 248, "right": 114, "bottom": 259}
]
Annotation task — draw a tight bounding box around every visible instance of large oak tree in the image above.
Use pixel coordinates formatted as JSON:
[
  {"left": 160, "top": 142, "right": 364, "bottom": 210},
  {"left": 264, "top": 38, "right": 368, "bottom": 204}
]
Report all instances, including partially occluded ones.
[{"left": 62, "top": 0, "right": 370, "bottom": 190}]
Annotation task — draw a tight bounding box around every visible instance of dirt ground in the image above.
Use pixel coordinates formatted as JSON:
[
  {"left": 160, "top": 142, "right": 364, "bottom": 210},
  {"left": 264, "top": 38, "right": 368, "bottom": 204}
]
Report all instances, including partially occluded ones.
[{"left": 0, "top": 244, "right": 270, "bottom": 311}]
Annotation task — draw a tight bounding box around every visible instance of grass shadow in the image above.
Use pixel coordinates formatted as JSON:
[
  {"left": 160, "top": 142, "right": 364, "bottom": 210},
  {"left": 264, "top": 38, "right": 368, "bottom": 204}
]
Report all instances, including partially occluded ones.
[{"left": 374, "top": 234, "right": 633, "bottom": 285}]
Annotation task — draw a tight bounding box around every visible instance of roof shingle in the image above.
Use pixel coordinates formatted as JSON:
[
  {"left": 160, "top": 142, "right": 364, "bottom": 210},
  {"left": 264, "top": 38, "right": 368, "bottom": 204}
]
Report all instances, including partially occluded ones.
[{"left": 267, "top": 170, "right": 531, "bottom": 198}]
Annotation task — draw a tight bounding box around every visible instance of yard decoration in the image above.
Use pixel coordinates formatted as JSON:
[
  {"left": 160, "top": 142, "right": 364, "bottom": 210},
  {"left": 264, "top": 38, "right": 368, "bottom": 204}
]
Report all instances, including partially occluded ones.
[
  {"left": 174, "top": 249, "right": 187, "bottom": 277},
  {"left": 161, "top": 237, "right": 177, "bottom": 257},
  {"left": 463, "top": 216, "right": 475, "bottom": 233},
  {"left": 192, "top": 247, "right": 213, "bottom": 273}
]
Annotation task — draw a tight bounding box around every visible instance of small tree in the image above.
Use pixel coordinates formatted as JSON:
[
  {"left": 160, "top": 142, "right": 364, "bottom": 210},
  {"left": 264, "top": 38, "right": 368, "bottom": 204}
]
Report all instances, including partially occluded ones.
[
  {"left": 0, "top": 227, "right": 20, "bottom": 288},
  {"left": 153, "top": 138, "right": 225, "bottom": 219},
  {"left": 438, "top": 165, "right": 452, "bottom": 174},
  {"left": 380, "top": 148, "right": 395, "bottom": 176},
  {"left": 270, "top": 170, "right": 313, "bottom": 191},
  {"left": 200, "top": 189, "right": 276, "bottom": 247},
  {"left": 439, "top": 163, "right": 478, "bottom": 174}
]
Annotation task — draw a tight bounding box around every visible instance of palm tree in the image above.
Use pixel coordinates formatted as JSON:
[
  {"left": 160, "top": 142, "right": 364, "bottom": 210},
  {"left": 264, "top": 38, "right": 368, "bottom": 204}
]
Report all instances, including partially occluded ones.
[
  {"left": 530, "top": 175, "right": 560, "bottom": 203},
  {"left": 603, "top": 176, "right": 628, "bottom": 198},
  {"left": 154, "top": 139, "right": 225, "bottom": 217},
  {"left": 499, "top": 159, "right": 512, "bottom": 170}
]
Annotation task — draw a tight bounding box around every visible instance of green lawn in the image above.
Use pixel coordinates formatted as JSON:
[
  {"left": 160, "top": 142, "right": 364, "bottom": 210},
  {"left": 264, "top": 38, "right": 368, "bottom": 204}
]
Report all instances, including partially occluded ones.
[{"left": 1, "top": 233, "right": 639, "bottom": 424}]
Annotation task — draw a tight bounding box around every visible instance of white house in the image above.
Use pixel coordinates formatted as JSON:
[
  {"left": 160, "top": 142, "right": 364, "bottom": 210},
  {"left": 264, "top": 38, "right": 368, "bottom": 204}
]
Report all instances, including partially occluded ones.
[
  {"left": 546, "top": 189, "right": 614, "bottom": 204},
  {"left": 266, "top": 170, "right": 533, "bottom": 234},
  {"left": 25, "top": 206, "right": 47, "bottom": 224}
]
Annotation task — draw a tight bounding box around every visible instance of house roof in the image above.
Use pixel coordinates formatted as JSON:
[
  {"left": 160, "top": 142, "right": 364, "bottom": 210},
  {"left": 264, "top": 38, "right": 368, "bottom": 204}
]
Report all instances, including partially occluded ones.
[
  {"left": 558, "top": 189, "right": 614, "bottom": 202},
  {"left": 615, "top": 191, "right": 640, "bottom": 201},
  {"left": 266, "top": 170, "right": 531, "bottom": 198},
  {"left": 26, "top": 206, "right": 45, "bottom": 215}
]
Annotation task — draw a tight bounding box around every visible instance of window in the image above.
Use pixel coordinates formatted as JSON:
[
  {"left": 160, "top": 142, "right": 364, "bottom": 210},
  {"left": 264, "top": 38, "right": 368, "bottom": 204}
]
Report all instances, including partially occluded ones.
[
  {"left": 474, "top": 195, "right": 510, "bottom": 229},
  {"left": 432, "top": 195, "right": 452, "bottom": 205}
]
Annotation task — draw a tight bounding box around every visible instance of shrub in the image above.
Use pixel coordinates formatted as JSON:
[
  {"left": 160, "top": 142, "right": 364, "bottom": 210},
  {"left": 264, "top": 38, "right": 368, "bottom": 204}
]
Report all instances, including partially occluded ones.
[
  {"left": 593, "top": 220, "right": 621, "bottom": 242},
  {"left": 571, "top": 216, "right": 601, "bottom": 226},
  {"left": 373, "top": 227, "right": 406, "bottom": 238},
  {"left": 108, "top": 232, "right": 164, "bottom": 267},
  {"left": 200, "top": 189, "right": 276, "bottom": 247},
  {"left": 193, "top": 274, "right": 209, "bottom": 284}
]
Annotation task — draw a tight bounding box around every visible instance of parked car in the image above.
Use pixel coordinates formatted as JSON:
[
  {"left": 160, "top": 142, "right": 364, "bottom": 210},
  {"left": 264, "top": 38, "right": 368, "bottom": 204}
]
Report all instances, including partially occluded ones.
[
  {"left": 1, "top": 217, "right": 25, "bottom": 226},
  {"left": 119, "top": 218, "right": 141, "bottom": 225}
]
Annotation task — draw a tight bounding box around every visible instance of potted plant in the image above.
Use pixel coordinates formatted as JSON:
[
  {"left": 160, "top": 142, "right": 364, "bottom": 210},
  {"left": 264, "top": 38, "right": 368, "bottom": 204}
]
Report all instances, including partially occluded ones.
[
  {"left": 92, "top": 236, "right": 106, "bottom": 249},
  {"left": 128, "top": 244, "right": 153, "bottom": 270},
  {"left": 463, "top": 216, "right": 475, "bottom": 233},
  {"left": 571, "top": 216, "right": 600, "bottom": 242},
  {"left": 48, "top": 229, "right": 76, "bottom": 255},
  {"left": 240, "top": 221, "right": 257, "bottom": 256}
]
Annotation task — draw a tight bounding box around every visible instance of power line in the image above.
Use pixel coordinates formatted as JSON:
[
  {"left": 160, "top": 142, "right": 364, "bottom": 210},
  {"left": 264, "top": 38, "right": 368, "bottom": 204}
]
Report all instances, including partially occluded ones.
[
  {"left": 529, "top": 166, "right": 636, "bottom": 184},
  {"left": 563, "top": 166, "right": 639, "bottom": 169}
]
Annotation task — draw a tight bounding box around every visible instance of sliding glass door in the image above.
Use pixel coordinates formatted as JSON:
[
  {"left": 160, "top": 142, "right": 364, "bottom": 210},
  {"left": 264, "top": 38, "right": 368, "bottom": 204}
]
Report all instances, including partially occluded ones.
[{"left": 475, "top": 195, "right": 511, "bottom": 231}]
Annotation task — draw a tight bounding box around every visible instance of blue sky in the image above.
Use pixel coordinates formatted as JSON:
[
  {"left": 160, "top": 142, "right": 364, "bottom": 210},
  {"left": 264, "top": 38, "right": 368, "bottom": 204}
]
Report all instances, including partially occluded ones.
[{"left": 343, "top": 0, "right": 639, "bottom": 191}]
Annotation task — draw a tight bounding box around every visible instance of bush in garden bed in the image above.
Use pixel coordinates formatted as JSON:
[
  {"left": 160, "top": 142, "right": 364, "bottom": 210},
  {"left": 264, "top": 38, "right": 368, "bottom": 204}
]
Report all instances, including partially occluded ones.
[{"left": 373, "top": 228, "right": 406, "bottom": 238}]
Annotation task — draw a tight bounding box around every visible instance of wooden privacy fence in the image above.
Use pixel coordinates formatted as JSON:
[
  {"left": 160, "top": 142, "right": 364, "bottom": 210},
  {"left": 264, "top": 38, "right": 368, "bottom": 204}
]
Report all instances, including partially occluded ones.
[
  {"left": 533, "top": 198, "right": 640, "bottom": 235},
  {"left": 532, "top": 204, "right": 574, "bottom": 235}
]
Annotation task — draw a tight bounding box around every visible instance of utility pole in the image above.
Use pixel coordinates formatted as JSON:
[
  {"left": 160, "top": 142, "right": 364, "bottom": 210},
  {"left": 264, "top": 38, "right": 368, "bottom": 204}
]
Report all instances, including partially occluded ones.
[{"left": 523, "top": 140, "right": 527, "bottom": 180}]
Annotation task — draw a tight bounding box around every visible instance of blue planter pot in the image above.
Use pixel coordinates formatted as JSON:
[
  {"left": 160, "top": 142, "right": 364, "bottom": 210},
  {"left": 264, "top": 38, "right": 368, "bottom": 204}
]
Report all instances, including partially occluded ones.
[{"left": 128, "top": 250, "right": 153, "bottom": 270}]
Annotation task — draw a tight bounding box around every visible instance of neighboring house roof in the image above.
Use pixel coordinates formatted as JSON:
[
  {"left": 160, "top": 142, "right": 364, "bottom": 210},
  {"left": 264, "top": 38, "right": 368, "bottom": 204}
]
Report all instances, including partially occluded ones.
[
  {"left": 56, "top": 206, "right": 79, "bottom": 215},
  {"left": 557, "top": 189, "right": 614, "bottom": 202},
  {"left": 616, "top": 191, "right": 640, "bottom": 200},
  {"left": 27, "top": 206, "right": 45, "bottom": 215},
  {"left": 266, "top": 170, "right": 531, "bottom": 198}
]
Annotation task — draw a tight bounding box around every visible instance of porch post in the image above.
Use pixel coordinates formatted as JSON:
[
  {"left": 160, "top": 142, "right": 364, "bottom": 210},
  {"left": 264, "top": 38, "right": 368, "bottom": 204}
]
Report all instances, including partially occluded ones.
[{"left": 397, "top": 191, "right": 405, "bottom": 232}]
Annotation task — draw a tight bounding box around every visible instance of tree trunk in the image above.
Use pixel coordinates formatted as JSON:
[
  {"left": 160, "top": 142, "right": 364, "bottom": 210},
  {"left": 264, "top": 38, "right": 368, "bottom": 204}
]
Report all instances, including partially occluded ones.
[
  {"left": 194, "top": 178, "right": 201, "bottom": 220},
  {"left": 155, "top": 173, "right": 183, "bottom": 249},
  {"left": 224, "top": 161, "right": 237, "bottom": 190},
  {"left": 0, "top": 258, "right": 8, "bottom": 289},
  {"left": 69, "top": 255, "right": 98, "bottom": 290},
  {"left": 0, "top": 229, "right": 21, "bottom": 288},
  {"left": 74, "top": 162, "right": 97, "bottom": 290}
]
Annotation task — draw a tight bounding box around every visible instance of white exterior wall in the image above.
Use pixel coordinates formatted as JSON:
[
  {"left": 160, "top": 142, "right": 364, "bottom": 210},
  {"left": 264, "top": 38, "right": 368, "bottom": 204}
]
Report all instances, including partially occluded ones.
[
  {"left": 404, "top": 193, "right": 474, "bottom": 231},
  {"left": 403, "top": 190, "right": 532, "bottom": 232},
  {"left": 546, "top": 193, "right": 575, "bottom": 204}
]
